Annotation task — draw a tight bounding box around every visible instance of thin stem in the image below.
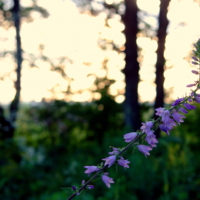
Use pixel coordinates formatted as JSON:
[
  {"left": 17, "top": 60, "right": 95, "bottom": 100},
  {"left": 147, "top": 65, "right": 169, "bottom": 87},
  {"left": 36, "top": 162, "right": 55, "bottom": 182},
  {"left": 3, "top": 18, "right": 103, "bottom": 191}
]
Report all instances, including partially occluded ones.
[{"left": 67, "top": 165, "right": 107, "bottom": 200}]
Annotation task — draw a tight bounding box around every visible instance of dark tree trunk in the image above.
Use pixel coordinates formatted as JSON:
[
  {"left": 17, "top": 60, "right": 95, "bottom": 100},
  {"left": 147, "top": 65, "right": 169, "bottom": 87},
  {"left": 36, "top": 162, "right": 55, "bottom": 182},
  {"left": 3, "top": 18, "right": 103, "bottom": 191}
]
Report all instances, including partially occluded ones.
[
  {"left": 10, "top": 0, "right": 22, "bottom": 123},
  {"left": 154, "top": 0, "right": 170, "bottom": 137},
  {"left": 123, "top": 0, "right": 140, "bottom": 131},
  {"left": 0, "top": 0, "right": 22, "bottom": 140},
  {"left": 0, "top": 106, "right": 14, "bottom": 139}
]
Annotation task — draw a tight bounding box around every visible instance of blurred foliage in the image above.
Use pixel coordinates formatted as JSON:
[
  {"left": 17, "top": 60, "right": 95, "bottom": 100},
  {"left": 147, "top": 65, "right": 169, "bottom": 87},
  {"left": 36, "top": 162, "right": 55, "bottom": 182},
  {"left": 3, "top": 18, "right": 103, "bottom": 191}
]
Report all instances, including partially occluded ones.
[
  {"left": 0, "top": 99, "right": 200, "bottom": 200},
  {"left": 0, "top": 0, "right": 49, "bottom": 29}
]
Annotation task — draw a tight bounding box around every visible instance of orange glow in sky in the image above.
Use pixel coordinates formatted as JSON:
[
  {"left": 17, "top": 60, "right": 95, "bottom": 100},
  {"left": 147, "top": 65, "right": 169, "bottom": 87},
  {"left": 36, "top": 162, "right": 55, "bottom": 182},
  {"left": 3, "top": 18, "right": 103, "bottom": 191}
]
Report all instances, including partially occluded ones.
[{"left": 0, "top": 0, "right": 200, "bottom": 104}]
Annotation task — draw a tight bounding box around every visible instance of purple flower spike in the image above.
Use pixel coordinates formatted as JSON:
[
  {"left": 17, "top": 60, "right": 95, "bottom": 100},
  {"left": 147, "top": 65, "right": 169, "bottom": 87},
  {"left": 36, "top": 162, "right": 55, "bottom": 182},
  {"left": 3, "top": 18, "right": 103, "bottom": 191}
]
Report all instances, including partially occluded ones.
[
  {"left": 84, "top": 166, "right": 100, "bottom": 175},
  {"left": 117, "top": 157, "right": 130, "bottom": 169},
  {"left": 137, "top": 145, "right": 152, "bottom": 157},
  {"left": 101, "top": 173, "right": 114, "bottom": 188},
  {"left": 183, "top": 103, "right": 196, "bottom": 110},
  {"left": 124, "top": 132, "right": 138, "bottom": 143},
  {"left": 102, "top": 155, "right": 116, "bottom": 168}
]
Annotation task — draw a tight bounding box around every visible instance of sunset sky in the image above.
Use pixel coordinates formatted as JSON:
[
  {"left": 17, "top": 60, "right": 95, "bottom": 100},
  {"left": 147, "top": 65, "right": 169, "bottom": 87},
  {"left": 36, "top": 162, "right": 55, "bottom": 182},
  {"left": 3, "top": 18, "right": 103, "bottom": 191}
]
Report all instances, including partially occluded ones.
[{"left": 0, "top": 0, "right": 200, "bottom": 104}]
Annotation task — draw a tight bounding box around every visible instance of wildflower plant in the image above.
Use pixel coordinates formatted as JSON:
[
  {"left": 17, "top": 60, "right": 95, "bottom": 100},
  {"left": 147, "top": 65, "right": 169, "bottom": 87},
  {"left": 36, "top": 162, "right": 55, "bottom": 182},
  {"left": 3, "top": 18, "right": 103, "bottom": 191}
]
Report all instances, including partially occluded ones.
[{"left": 66, "top": 38, "right": 200, "bottom": 200}]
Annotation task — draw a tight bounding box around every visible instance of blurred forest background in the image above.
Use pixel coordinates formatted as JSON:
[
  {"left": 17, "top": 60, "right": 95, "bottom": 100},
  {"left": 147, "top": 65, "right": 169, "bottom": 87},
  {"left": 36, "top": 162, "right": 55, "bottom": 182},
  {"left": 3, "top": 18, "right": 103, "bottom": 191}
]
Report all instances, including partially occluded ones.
[{"left": 0, "top": 0, "right": 200, "bottom": 199}]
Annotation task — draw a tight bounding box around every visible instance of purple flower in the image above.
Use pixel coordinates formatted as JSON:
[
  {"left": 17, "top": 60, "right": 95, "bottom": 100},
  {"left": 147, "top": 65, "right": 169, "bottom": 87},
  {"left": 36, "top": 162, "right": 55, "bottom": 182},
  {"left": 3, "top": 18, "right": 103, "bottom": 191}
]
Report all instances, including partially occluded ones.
[
  {"left": 87, "top": 185, "right": 95, "bottom": 190},
  {"left": 191, "top": 61, "right": 199, "bottom": 65},
  {"left": 192, "top": 56, "right": 198, "bottom": 61},
  {"left": 101, "top": 173, "right": 114, "bottom": 188},
  {"left": 124, "top": 132, "right": 138, "bottom": 143},
  {"left": 187, "top": 94, "right": 193, "bottom": 102},
  {"left": 145, "top": 134, "right": 158, "bottom": 147},
  {"left": 167, "top": 118, "right": 177, "bottom": 127},
  {"left": 171, "top": 111, "right": 185, "bottom": 124},
  {"left": 195, "top": 95, "right": 200, "bottom": 103},
  {"left": 108, "top": 147, "right": 120, "bottom": 155},
  {"left": 178, "top": 107, "right": 188, "bottom": 114},
  {"left": 186, "top": 83, "right": 196, "bottom": 87},
  {"left": 171, "top": 98, "right": 185, "bottom": 106},
  {"left": 159, "top": 118, "right": 176, "bottom": 135},
  {"left": 155, "top": 108, "right": 171, "bottom": 122},
  {"left": 137, "top": 145, "right": 152, "bottom": 157},
  {"left": 84, "top": 166, "right": 100, "bottom": 175},
  {"left": 155, "top": 107, "right": 165, "bottom": 116},
  {"left": 183, "top": 103, "right": 196, "bottom": 110},
  {"left": 117, "top": 157, "right": 130, "bottom": 169},
  {"left": 81, "top": 180, "right": 95, "bottom": 189},
  {"left": 140, "top": 121, "right": 154, "bottom": 135},
  {"left": 102, "top": 155, "right": 116, "bottom": 168},
  {"left": 191, "top": 70, "right": 199, "bottom": 75},
  {"left": 159, "top": 117, "right": 176, "bottom": 134},
  {"left": 71, "top": 186, "right": 80, "bottom": 195},
  {"left": 159, "top": 124, "right": 171, "bottom": 135},
  {"left": 72, "top": 186, "right": 77, "bottom": 191}
]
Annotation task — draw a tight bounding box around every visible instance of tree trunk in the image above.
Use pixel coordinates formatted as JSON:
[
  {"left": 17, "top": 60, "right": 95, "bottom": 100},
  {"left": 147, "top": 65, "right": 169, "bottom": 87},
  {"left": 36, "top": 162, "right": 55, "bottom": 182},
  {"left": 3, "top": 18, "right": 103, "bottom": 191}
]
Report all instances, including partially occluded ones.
[
  {"left": 0, "top": 0, "right": 22, "bottom": 140},
  {"left": 154, "top": 0, "right": 170, "bottom": 137},
  {"left": 9, "top": 0, "right": 22, "bottom": 124},
  {"left": 123, "top": 0, "right": 140, "bottom": 131},
  {"left": 0, "top": 106, "right": 14, "bottom": 139}
]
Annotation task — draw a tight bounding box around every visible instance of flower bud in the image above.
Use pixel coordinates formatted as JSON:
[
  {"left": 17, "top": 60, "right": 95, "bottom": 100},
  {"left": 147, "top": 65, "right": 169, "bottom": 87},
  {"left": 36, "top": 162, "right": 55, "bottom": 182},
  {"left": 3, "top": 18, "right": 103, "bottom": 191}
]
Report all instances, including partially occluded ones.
[
  {"left": 191, "top": 70, "right": 199, "bottom": 75},
  {"left": 192, "top": 61, "right": 199, "bottom": 65},
  {"left": 186, "top": 83, "right": 196, "bottom": 87},
  {"left": 192, "top": 56, "right": 198, "bottom": 61}
]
